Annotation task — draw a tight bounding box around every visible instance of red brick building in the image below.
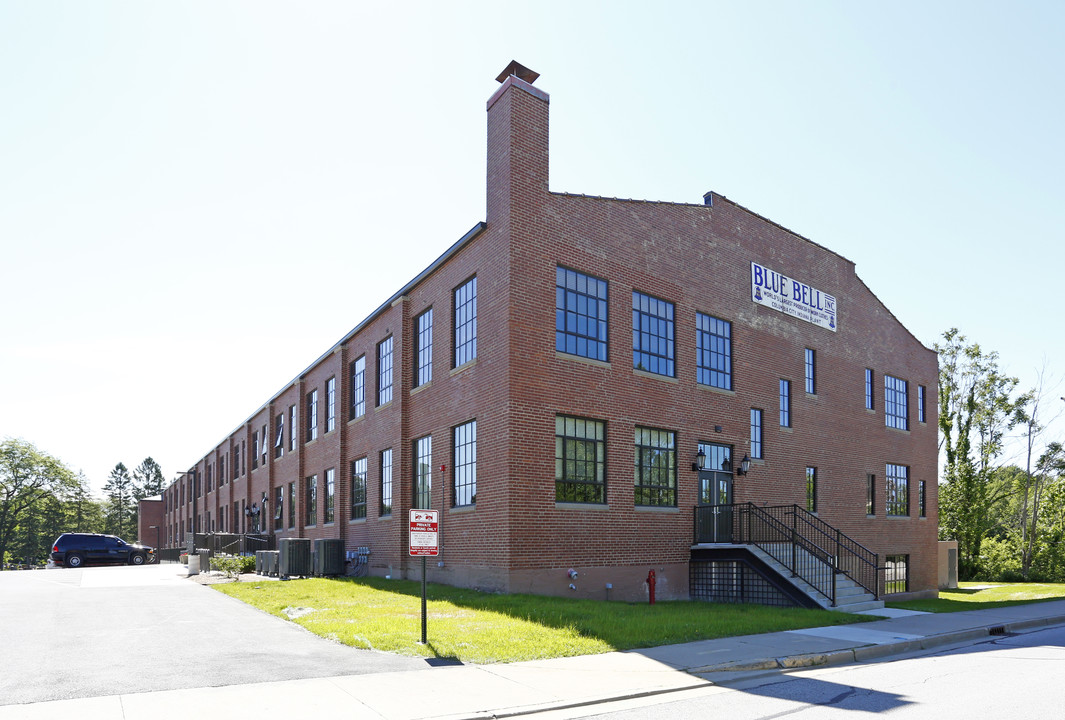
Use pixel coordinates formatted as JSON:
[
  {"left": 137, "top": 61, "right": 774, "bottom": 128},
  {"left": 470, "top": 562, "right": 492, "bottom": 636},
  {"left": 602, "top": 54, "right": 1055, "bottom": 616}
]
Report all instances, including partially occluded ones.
[{"left": 162, "top": 62, "right": 938, "bottom": 604}]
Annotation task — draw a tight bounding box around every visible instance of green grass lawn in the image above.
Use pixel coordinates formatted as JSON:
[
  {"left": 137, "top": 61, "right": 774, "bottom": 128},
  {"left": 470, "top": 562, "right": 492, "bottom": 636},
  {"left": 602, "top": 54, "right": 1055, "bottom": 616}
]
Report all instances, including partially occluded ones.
[
  {"left": 888, "top": 582, "right": 1065, "bottom": 613},
  {"left": 214, "top": 576, "right": 869, "bottom": 663}
]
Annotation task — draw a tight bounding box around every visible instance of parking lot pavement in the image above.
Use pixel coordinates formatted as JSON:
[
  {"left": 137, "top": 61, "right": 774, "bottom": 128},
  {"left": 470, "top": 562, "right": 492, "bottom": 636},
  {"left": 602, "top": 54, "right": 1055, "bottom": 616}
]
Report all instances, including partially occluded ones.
[{"left": 0, "top": 563, "right": 425, "bottom": 706}]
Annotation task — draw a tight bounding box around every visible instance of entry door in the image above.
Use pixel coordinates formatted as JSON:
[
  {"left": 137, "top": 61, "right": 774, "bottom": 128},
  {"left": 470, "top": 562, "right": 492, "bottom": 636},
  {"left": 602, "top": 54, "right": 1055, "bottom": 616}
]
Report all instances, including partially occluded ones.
[
  {"left": 699, "top": 471, "right": 734, "bottom": 542},
  {"left": 698, "top": 443, "right": 734, "bottom": 542}
]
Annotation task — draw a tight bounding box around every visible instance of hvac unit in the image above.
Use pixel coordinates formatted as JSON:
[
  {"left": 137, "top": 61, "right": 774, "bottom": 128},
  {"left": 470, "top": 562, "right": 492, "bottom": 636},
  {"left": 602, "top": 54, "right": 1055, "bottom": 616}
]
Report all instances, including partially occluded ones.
[
  {"left": 313, "top": 538, "right": 345, "bottom": 576},
  {"left": 278, "top": 538, "right": 312, "bottom": 578},
  {"left": 264, "top": 550, "right": 279, "bottom": 577}
]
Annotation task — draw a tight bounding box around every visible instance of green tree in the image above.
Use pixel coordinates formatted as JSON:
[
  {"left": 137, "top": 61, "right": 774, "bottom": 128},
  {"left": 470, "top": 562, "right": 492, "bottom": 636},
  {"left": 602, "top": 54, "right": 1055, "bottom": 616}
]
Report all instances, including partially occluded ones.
[
  {"left": 0, "top": 439, "right": 79, "bottom": 568},
  {"left": 936, "top": 329, "right": 1024, "bottom": 580},
  {"left": 103, "top": 462, "right": 135, "bottom": 539},
  {"left": 67, "top": 473, "right": 105, "bottom": 533},
  {"left": 132, "top": 457, "right": 165, "bottom": 500}
]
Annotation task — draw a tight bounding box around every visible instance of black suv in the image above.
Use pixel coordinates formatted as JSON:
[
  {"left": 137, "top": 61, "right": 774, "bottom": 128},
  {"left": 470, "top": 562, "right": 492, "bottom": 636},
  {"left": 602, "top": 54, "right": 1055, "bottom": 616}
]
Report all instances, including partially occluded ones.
[{"left": 50, "top": 533, "right": 155, "bottom": 567}]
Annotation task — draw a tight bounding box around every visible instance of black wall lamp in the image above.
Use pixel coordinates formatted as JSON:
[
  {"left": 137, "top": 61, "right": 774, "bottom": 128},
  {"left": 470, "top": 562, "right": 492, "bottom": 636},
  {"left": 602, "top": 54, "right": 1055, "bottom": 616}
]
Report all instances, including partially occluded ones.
[
  {"left": 735, "top": 455, "right": 752, "bottom": 476},
  {"left": 691, "top": 448, "right": 706, "bottom": 472}
]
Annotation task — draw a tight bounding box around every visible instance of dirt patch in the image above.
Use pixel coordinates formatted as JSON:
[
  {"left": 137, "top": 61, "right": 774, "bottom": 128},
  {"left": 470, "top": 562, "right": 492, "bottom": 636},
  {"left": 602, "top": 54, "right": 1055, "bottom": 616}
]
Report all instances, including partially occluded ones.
[{"left": 185, "top": 570, "right": 277, "bottom": 586}]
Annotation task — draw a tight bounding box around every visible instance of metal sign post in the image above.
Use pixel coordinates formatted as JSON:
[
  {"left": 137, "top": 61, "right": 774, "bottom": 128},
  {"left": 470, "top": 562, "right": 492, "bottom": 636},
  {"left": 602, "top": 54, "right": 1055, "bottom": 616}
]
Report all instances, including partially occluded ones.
[{"left": 409, "top": 510, "right": 439, "bottom": 645}]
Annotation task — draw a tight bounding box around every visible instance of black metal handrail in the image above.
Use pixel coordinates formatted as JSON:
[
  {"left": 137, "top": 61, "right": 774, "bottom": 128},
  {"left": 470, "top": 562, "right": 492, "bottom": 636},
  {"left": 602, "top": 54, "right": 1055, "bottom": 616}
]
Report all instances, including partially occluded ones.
[{"left": 694, "top": 503, "right": 879, "bottom": 605}]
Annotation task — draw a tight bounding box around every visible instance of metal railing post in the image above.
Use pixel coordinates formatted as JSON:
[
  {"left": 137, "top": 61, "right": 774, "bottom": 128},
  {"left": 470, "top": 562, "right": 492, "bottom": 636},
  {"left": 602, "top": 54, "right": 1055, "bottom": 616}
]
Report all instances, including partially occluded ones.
[{"left": 790, "top": 506, "right": 797, "bottom": 576}]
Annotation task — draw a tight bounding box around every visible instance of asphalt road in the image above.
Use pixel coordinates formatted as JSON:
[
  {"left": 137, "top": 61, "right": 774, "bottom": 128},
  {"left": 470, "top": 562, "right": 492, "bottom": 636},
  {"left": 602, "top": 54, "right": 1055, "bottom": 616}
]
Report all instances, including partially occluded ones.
[{"left": 0, "top": 563, "right": 424, "bottom": 705}]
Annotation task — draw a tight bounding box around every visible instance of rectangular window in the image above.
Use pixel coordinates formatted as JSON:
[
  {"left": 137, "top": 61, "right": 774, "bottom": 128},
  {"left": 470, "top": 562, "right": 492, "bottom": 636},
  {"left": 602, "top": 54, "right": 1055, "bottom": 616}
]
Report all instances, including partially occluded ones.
[
  {"left": 241, "top": 440, "right": 246, "bottom": 476},
  {"left": 918, "top": 385, "right": 927, "bottom": 423},
  {"left": 274, "top": 413, "right": 285, "bottom": 459},
  {"left": 453, "top": 420, "right": 477, "bottom": 507},
  {"left": 866, "top": 473, "right": 876, "bottom": 516},
  {"left": 414, "top": 436, "right": 432, "bottom": 509},
  {"left": 919, "top": 479, "right": 926, "bottom": 517},
  {"left": 750, "top": 408, "right": 763, "bottom": 460},
  {"left": 380, "top": 448, "right": 393, "bottom": 516},
  {"left": 556, "top": 266, "right": 608, "bottom": 362},
  {"left": 555, "top": 415, "right": 606, "bottom": 504},
  {"left": 326, "top": 377, "right": 336, "bottom": 433},
  {"left": 377, "top": 337, "right": 393, "bottom": 406},
  {"left": 454, "top": 276, "right": 477, "bottom": 367},
  {"left": 233, "top": 446, "right": 240, "bottom": 480},
  {"left": 634, "top": 426, "right": 676, "bottom": 507},
  {"left": 288, "top": 481, "right": 296, "bottom": 529},
  {"left": 305, "top": 474, "right": 317, "bottom": 526},
  {"left": 274, "top": 486, "right": 283, "bottom": 531},
  {"left": 805, "top": 348, "right": 816, "bottom": 394},
  {"left": 350, "top": 355, "right": 366, "bottom": 420},
  {"left": 885, "top": 375, "right": 909, "bottom": 430},
  {"left": 324, "top": 468, "right": 335, "bottom": 524},
  {"left": 260, "top": 424, "right": 268, "bottom": 465},
  {"left": 415, "top": 308, "right": 433, "bottom": 387},
  {"left": 779, "top": 379, "right": 791, "bottom": 427},
  {"left": 806, "top": 467, "right": 817, "bottom": 513},
  {"left": 632, "top": 291, "right": 675, "bottom": 377},
  {"left": 219, "top": 456, "right": 226, "bottom": 485},
  {"left": 886, "top": 463, "right": 910, "bottom": 516},
  {"left": 865, "top": 369, "right": 874, "bottom": 410},
  {"left": 252, "top": 431, "right": 259, "bottom": 469},
  {"left": 885, "top": 554, "right": 909, "bottom": 594},
  {"left": 306, "top": 389, "right": 319, "bottom": 442},
  {"left": 350, "top": 457, "right": 367, "bottom": 520},
  {"left": 696, "top": 313, "right": 732, "bottom": 390},
  {"left": 288, "top": 405, "right": 297, "bottom": 452}
]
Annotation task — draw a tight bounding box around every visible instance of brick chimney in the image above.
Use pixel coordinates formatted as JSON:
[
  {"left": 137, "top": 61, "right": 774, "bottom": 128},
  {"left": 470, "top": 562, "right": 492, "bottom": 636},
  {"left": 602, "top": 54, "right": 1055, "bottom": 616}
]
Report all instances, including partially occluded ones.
[{"left": 486, "top": 61, "right": 549, "bottom": 227}]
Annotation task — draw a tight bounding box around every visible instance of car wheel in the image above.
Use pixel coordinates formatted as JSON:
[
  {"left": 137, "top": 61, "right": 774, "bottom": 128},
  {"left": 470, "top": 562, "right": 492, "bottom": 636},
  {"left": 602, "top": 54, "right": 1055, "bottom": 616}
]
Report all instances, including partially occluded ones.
[
  {"left": 66, "top": 553, "right": 85, "bottom": 568},
  {"left": 130, "top": 553, "right": 146, "bottom": 566}
]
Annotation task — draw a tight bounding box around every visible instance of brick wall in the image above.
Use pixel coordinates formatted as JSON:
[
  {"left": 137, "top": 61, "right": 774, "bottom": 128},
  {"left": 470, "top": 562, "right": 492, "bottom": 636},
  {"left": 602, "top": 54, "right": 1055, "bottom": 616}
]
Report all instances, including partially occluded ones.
[{"left": 163, "top": 66, "right": 939, "bottom": 602}]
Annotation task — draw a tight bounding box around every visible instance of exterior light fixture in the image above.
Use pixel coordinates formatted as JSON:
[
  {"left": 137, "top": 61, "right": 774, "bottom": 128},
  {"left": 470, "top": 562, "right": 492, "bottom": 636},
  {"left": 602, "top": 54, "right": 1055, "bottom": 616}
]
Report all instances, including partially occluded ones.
[
  {"left": 691, "top": 448, "right": 706, "bottom": 472},
  {"left": 735, "top": 455, "right": 752, "bottom": 476}
]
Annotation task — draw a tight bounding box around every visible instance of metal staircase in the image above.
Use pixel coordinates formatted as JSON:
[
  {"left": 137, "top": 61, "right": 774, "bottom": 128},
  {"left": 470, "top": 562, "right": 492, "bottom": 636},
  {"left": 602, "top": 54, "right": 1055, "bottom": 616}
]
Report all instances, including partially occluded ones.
[{"left": 693, "top": 503, "right": 884, "bottom": 612}]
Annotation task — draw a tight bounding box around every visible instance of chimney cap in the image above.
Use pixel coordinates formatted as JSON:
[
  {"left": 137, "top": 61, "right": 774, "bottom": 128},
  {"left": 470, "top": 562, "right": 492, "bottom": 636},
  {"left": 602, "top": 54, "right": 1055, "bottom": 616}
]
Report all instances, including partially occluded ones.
[{"left": 496, "top": 61, "right": 539, "bottom": 85}]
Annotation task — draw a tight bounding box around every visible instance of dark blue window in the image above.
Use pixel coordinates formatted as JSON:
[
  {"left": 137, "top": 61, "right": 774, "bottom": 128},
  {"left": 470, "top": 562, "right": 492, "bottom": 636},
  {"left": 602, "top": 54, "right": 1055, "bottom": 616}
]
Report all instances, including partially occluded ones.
[
  {"left": 632, "top": 291, "right": 674, "bottom": 377},
  {"left": 697, "top": 313, "right": 732, "bottom": 389},
  {"left": 556, "top": 267, "right": 608, "bottom": 362}
]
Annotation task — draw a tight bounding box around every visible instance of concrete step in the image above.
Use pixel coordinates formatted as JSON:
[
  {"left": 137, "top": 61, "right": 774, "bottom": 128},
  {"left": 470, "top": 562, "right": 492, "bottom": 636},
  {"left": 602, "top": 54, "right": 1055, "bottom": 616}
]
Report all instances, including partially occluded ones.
[{"left": 832, "top": 599, "right": 885, "bottom": 613}]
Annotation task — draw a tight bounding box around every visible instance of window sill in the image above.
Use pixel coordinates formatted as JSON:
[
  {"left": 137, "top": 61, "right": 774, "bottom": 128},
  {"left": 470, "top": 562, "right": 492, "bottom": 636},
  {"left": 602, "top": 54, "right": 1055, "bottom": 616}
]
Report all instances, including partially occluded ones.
[
  {"left": 347, "top": 414, "right": 365, "bottom": 426},
  {"left": 633, "top": 368, "right": 678, "bottom": 383},
  {"left": 634, "top": 505, "right": 680, "bottom": 514},
  {"left": 411, "top": 382, "right": 431, "bottom": 397},
  {"left": 555, "top": 502, "right": 609, "bottom": 511},
  {"left": 556, "top": 351, "right": 610, "bottom": 369},
  {"left": 886, "top": 426, "right": 911, "bottom": 435},
  {"left": 696, "top": 383, "right": 735, "bottom": 396},
  {"left": 451, "top": 358, "right": 477, "bottom": 375},
  {"left": 349, "top": 517, "right": 366, "bottom": 525},
  {"left": 450, "top": 504, "right": 476, "bottom": 514}
]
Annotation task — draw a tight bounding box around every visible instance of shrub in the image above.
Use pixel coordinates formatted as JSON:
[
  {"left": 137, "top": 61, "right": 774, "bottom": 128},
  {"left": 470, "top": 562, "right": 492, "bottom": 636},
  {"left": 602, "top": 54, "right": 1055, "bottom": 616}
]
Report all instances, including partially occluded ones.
[
  {"left": 210, "top": 554, "right": 257, "bottom": 579},
  {"left": 977, "top": 536, "right": 1022, "bottom": 581}
]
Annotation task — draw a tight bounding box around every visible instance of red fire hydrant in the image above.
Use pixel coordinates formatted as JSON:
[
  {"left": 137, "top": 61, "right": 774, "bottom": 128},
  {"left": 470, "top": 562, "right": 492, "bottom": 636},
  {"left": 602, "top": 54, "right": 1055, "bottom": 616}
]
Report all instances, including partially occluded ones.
[{"left": 646, "top": 569, "right": 656, "bottom": 605}]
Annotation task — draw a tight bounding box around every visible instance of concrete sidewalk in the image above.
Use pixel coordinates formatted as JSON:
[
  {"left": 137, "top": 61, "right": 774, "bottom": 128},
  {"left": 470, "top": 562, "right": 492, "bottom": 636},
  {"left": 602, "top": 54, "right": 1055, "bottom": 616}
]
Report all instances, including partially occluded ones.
[{"left": 7, "top": 593, "right": 1065, "bottom": 720}]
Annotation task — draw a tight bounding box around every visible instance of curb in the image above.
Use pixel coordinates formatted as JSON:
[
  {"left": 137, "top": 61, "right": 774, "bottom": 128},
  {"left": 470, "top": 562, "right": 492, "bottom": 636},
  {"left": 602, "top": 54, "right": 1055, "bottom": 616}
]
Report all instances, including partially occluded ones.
[{"left": 691, "top": 615, "right": 1065, "bottom": 674}]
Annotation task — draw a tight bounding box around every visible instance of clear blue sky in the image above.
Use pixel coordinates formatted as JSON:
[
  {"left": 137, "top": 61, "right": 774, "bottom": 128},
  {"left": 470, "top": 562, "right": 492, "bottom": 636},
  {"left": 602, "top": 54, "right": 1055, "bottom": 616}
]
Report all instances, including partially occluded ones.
[{"left": 2, "top": 1, "right": 1062, "bottom": 495}]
